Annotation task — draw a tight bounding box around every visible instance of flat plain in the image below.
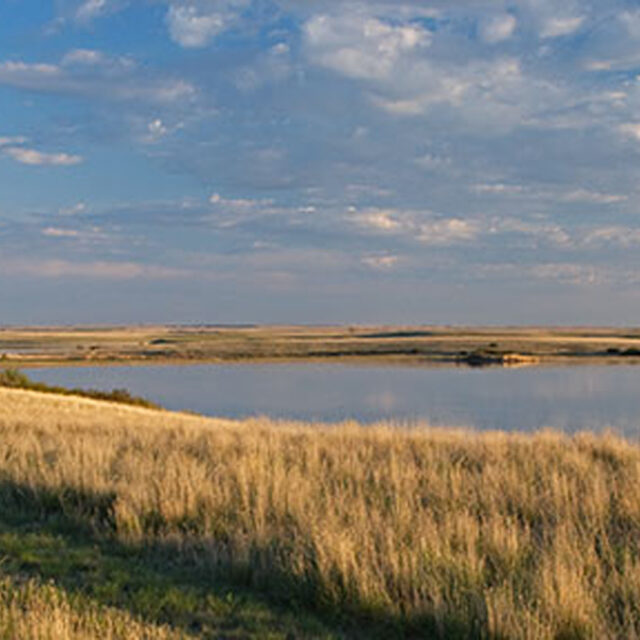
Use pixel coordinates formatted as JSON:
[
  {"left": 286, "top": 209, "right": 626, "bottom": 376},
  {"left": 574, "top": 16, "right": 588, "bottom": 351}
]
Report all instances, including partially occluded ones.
[{"left": 3, "top": 325, "right": 640, "bottom": 367}]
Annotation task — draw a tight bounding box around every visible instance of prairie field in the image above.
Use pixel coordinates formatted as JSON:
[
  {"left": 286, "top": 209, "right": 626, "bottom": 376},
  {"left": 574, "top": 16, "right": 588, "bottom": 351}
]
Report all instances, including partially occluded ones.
[
  {"left": 5, "top": 324, "right": 640, "bottom": 367},
  {"left": 1, "top": 388, "right": 640, "bottom": 638}
]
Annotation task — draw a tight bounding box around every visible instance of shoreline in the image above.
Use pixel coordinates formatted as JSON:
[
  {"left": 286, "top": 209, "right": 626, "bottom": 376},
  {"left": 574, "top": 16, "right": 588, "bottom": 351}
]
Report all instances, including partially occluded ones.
[{"left": 2, "top": 324, "right": 640, "bottom": 369}]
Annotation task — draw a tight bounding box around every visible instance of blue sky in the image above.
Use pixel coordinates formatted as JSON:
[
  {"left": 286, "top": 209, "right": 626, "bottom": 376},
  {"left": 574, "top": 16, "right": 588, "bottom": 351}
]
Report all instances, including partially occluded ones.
[{"left": 3, "top": 0, "right": 640, "bottom": 324}]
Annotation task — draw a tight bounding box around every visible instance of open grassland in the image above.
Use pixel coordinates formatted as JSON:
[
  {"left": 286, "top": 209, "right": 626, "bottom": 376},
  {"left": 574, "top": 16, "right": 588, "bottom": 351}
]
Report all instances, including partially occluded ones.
[
  {"left": 1, "top": 389, "right": 640, "bottom": 638},
  {"left": 4, "top": 324, "right": 640, "bottom": 367}
]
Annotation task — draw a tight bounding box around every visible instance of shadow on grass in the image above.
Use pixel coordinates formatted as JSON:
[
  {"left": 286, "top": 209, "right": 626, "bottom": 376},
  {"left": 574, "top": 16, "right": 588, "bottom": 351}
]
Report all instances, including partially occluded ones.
[{"left": 0, "top": 481, "right": 502, "bottom": 640}]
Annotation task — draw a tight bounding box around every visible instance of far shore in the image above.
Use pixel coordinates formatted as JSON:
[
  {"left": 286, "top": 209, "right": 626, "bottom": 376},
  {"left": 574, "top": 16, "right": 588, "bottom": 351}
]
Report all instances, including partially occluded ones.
[{"left": 2, "top": 324, "right": 640, "bottom": 369}]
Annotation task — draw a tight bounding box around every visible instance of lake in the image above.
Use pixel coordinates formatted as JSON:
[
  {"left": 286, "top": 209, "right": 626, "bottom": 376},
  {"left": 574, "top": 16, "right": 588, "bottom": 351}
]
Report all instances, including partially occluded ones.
[{"left": 27, "top": 362, "right": 640, "bottom": 437}]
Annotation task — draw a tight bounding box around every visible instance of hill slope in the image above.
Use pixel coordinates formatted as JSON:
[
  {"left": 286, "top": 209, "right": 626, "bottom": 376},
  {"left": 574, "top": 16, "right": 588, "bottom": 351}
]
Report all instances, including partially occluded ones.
[{"left": 0, "top": 388, "right": 639, "bottom": 638}]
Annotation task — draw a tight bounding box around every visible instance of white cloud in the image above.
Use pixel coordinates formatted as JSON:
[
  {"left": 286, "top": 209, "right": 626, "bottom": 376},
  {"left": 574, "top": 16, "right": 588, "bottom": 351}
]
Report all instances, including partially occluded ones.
[
  {"left": 345, "top": 183, "right": 393, "bottom": 199},
  {"left": 417, "top": 218, "right": 478, "bottom": 245},
  {"left": 585, "top": 56, "right": 640, "bottom": 72},
  {"left": 166, "top": 6, "right": 226, "bottom": 47},
  {"left": 41, "top": 225, "right": 108, "bottom": 243},
  {"left": 59, "top": 202, "right": 88, "bottom": 216},
  {"left": 272, "top": 42, "right": 289, "bottom": 56},
  {"left": 620, "top": 11, "right": 640, "bottom": 39},
  {"left": 305, "top": 12, "right": 430, "bottom": 80},
  {"left": 234, "top": 41, "right": 293, "bottom": 90},
  {"left": 76, "top": 0, "right": 108, "bottom": 22},
  {"left": 481, "top": 14, "right": 517, "bottom": 44},
  {"left": 483, "top": 261, "right": 640, "bottom": 288},
  {"left": 3, "top": 147, "right": 83, "bottom": 166},
  {"left": 61, "top": 49, "right": 106, "bottom": 66},
  {"left": 355, "top": 207, "right": 479, "bottom": 246},
  {"left": 619, "top": 122, "right": 640, "bottom": 141},
  {"left": 562, "top": 189, "right": 627, "bottom": 205},
  {"left": 371, "top": 56, "right": 531, "bottom": 130},
  {"left": 0, "top": 60, "right": 60, "bottom": 80},
  {"left": 362, "top": 255, "right": 399, "bottom": 270},
  {"left": 145, "top": 118, "right": 169, "bottom": 143},
  {"left": 209, "top": 192, "right": 271, "bottom": 208},
  {"left": 530, "top": 263, "right": 599, "bottom": 286},
  {"left": 41, "top": 227, "right": 81, "bottom": 238},
  {"left": 0, "top": 136, "right": 27, "bottom": 147},
  {"left": 491, "top": 218, "right": 572, "bottom": 248},
  {"left": 540, "top": 16, "right": 584, "bottom": 38},
  {"left": 166, "top": 1, "right": 250, "bottom": 48},
  {"left": 301, "top": 5, "right": 582, "bottom": 134},
  {"left": 414, "top": 153, "right": 451, "bottom": 170},
  {"left": 474, "top": 183, "right": 525, "bottom": 195},
  {"left": 356, "top": 209, "right": 402, "bottom": 231},
  {"left": 584, "top": 60, "right": 613, "bottom": 71},
  {"left": 0, "top": 135, "right": 86, "bottom": 171},
  {"left": 583, "top": 226, "right": 640, "bottom": 247},
  {"left": 0, "top": 55, "right": 195, "bottom": 105},
  {"left": 2, "top": 259, "right": 189, "bottom": 280}
]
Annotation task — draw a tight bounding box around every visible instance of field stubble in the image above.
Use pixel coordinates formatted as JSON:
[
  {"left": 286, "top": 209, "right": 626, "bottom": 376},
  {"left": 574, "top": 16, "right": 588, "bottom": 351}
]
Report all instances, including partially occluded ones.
[{"left": 0, "top": 388, "right": 640, "bottom": 638}]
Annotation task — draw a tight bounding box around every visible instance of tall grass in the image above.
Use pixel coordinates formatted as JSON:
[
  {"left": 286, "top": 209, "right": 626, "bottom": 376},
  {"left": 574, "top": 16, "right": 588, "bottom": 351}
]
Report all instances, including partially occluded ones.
[
  {"left": 1, "top": 387, "right": 640, "bottom": 637},
  {"left": 0, "top": 577, "right": 181, "bottom": 640}
]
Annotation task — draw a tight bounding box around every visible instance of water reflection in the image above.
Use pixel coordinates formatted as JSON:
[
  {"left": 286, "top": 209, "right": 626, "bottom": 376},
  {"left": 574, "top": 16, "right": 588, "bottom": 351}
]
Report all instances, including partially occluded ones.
[{"left": 28, "top": 363, "right": 640, "bottom": 437}]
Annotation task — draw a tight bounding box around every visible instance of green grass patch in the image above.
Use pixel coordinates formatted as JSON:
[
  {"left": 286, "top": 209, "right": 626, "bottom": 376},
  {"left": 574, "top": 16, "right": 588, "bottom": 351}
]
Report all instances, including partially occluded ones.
[{"left": 0, "top": 499, "right": 341, "bottom": 639}]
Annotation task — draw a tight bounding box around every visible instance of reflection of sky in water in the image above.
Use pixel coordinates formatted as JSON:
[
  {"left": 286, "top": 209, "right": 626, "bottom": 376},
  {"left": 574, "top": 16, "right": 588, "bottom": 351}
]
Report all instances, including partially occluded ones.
[
  {"left": 29, "top": 364, "right": 640, "bottom": 438},
  {"left": 364, "top": 391, "right": 398, "bottom": 412}
]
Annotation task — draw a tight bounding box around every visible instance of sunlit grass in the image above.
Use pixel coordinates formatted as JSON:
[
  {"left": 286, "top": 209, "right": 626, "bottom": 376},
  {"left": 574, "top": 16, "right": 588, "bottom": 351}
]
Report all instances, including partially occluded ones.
[
  {"left": 1, "top": 387, "right": 640, "bottom": 638},
  {"left": 0, "top": 368, "right": 160, "bottom": 409}
]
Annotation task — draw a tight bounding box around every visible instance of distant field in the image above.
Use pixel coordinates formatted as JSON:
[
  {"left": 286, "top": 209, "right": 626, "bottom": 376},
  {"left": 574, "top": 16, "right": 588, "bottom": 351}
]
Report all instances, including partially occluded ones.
[
  {"left": 1, "top": 388, "right": 640, "bottom": 638},
  {"left": 3, "top": 325, "right": 640, "bottom": 367}
]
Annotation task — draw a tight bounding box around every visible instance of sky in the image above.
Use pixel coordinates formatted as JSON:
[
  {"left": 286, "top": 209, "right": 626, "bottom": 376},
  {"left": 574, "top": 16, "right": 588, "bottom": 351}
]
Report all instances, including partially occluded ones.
[{"left": 2, "top": 0, "right": 640, "bottom": 325}]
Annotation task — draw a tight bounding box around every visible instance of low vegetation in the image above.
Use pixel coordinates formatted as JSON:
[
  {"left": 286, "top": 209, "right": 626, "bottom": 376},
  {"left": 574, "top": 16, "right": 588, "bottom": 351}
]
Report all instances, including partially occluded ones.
[
  {"left": 1, "top": 387, "right": 640, "bottom": 638},
  {"left": 0, "top": 368, "right": 160, "bottom": 409},
  {"left": 4, "top": 324, "right": 640, "bottom": 367}
]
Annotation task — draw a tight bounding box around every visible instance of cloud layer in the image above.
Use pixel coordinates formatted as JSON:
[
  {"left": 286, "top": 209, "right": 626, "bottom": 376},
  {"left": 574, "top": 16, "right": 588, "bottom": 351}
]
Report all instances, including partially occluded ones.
[{"left": 2, "top": 0, "right": 640, "bottom": 323}]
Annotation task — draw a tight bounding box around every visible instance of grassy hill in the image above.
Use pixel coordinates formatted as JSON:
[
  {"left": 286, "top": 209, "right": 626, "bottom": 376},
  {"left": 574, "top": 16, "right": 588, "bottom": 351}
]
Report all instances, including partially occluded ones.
[{"left": 0, "top": 388, "right": 639, "bottom": 638}]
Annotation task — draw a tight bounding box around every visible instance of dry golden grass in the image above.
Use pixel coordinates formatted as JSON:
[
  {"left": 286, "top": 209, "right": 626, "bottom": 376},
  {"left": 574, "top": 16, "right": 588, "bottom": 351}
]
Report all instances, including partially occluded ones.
[
  {"left": 1, "top": 388, "right": 640, "bottom": 637},
  {"left": 0, "top": 576, "right": 180, "bottom": 640}
]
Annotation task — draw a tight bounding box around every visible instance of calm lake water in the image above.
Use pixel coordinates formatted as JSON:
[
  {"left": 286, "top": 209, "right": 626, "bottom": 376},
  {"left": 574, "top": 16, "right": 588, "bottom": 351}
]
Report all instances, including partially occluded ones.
[{"left": 28, "top": 362, "right": 640, "bottom": 436}]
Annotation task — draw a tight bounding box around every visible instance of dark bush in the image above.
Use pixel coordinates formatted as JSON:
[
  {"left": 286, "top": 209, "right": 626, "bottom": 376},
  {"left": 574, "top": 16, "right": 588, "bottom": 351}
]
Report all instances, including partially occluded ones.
[{"left": 0, "top": 368, "right": 160, "bottom": 410}]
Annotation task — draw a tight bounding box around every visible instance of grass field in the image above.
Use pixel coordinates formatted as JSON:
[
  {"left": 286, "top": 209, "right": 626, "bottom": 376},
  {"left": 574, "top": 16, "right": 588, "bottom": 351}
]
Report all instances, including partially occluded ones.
[
  {"left": 4, "top": 324, "right": 640, "bottom": 367},
  {"left": 1, "top": 388, "right": 640, "bottom": 638}
]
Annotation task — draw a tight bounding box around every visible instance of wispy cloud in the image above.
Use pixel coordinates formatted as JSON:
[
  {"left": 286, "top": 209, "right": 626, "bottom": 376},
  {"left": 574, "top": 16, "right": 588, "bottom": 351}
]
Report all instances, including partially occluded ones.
[
  {"left": 4, "top": 0, "right": 640, "bottom": 323},
  {"left": 0, "top": 135, "right": 28, "bottom": 147},
  {"left": 474, "top": 183, "right": 526, "bottom": 195},
  {"left": 362, "top": 255, "right": 399, "bottom": 270},
  {"left": 0, "top": 54, "right": 196, "bottom": 105},
  {"left": 2, "top": 259, "right": 189, "bottom": 280},
  {"left": 3, "top": 146, "right": 83, "bottom": 166},
  {"left": 41, "top": 227, "right": 81, "bottom": 238},
  {"left": 481, "top": 14, "right": 517, "bottom": 44},
  {"left": 354, "top": 207, "right": 479, "bottom": 246},
  {"left": 562, "top": 189, "right": 628, "bottom": 204},
  {"left": 58, "top": 202, "right": 88, "bottom": 216},
  {"left": 619, "top": 123, "right": 640, "bottom": 141},
  {"left": 540, "top": 16, "right": 585, "bottom": 38},
  {"left": 583, "top": 226, "right": 640, "bottom": 247}
]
